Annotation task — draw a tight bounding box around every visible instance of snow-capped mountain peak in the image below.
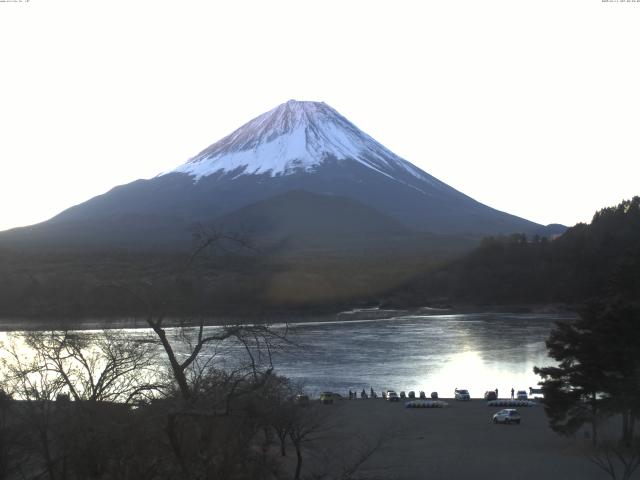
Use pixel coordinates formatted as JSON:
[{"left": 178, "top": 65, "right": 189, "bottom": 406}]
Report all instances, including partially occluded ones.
[
  {"left": 169, "top": 100, "right": 429, "bottom": 182},
  {"left": 0, "top": 100, "right": 546, "bottom": 253}
]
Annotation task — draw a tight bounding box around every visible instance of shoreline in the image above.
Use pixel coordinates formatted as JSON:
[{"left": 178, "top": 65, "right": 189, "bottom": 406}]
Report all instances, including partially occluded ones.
[{"left": 0, "top": 303, "right": 577, "bottom": 332}]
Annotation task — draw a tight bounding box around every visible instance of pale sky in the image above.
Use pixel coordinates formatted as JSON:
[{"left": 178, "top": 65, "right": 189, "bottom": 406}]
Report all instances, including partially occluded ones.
[{"left": 1, "top": 0, "right": 638, "bottom": 232}]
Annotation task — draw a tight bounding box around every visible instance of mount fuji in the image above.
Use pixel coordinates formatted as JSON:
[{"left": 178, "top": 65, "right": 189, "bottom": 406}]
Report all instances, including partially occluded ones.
[
  {"left": 172, "top": 100, "right": 435, "bottom": 182},
  {"left": 0, "top": 100, "right": 557, "bottom": 252}
]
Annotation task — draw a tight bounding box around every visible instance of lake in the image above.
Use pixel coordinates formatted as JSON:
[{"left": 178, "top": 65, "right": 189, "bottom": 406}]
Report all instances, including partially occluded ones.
[
  {"left": 269, "top": 312, "right": 573, "bottom": 397},
  {"left": 0, "top": 312, "right": 574, "bottom": 399}
]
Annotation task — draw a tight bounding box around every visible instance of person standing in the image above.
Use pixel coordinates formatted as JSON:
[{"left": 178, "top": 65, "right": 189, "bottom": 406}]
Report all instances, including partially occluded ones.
[
  {"left": 511, "top": 388, "right": 514, "bottom": 399},
  {"left": 495, "top": 388, "right": 498, "bottom": 398}
]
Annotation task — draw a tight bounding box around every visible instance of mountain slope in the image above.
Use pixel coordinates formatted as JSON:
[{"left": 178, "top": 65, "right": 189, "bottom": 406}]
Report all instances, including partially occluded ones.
[
  {"left": 0, "top": 100, "right": 552, "bottom": 252},
  {"left": 217, "top": 190, "right": 409, "bottom": 239},
  {"left": 215, "top": 190, "right": 479, "bottom": 254}
]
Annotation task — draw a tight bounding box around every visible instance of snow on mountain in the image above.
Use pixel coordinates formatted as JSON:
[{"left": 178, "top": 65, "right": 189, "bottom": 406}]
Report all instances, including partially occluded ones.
[
  {"left": 169, "top": 99, "right": 434, "bottom": 185},
  {"left": 0, "top": 98, "right": 548, "bottom": 253}
]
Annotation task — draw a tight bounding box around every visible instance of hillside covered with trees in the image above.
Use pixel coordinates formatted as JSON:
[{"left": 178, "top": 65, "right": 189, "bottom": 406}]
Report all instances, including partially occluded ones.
[{"left": 393, "top": 197, "right": 640, "bottom": 308}]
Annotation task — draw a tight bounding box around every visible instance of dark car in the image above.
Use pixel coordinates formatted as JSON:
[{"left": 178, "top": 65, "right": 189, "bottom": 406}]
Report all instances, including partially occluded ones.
[
  {"left": 454, "top": 389, "right": 470, "bottom": 401},
  {"left": 320, "top": 392, "right": 335, "bottom": 404},
  {"left": 484, "top": 390, "right": 497, "bottom": 401}
]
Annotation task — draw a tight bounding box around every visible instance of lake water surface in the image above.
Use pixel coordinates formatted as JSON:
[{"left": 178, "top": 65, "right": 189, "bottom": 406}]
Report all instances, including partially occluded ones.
[
  {"left": 269, "top": 312, "right": 573, "bottom": 398},
  {"left": 1, "top": 312, "right": 574, "bottom": 399}
]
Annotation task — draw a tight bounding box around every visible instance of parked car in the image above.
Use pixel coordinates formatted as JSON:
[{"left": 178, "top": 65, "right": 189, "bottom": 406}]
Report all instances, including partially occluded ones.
[
  {"left": 484, "top": 390, "right": 497, "bottom": 401},
  {"left": 517, "top": 390, "right": 528, "bottom": 400},
  {"left": 320, "top": 392, "right": 335, "bottom": 404},
  {"left": 400, "top": 391, "right": 406, "bottom": 399},
  {"left": 454, "top": 389, "right": 470, "bottom": 401},
  {"left": 492, "top": 408, "right": 522, "bottom": 424},
  {"left": 419, "top": 391, "right": 427, "bottom": 399},
  {"left": 408, "top": 391, "right": 416, "bottom": 399},
  {"left": 430, "top": 392, "right": 438, "bottom": 399},
  {"left": 385, "top": 390, "right": 400, "bottom": 402},
  {"left": 294, "top": 394, "right": 310, "bottom": 406}
]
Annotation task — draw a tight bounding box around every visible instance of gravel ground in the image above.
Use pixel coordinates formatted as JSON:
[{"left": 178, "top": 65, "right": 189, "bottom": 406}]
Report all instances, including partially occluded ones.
[{"left": 312, "top": 398, "right": 607, "bottom": 480}]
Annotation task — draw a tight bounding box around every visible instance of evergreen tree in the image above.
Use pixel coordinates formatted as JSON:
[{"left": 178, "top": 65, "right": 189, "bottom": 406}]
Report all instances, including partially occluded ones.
[{"left": 534, "top": 301, "right": 640, "bottom": 445}]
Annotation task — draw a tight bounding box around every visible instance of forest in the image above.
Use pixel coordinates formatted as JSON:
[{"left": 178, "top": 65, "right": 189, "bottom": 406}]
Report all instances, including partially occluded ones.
[{"left": 391, "top": 197, "right": 640, "bottom": 309}]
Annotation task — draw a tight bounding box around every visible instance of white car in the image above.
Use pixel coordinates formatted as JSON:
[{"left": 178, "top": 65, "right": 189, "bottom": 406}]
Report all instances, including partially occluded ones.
[
  {"left": 454, "top": 388, "right": 470, "bottom": 401},
  {"left": 385, "top": 390, "right": 400, "bottom": 402},
  {"left": 492, "top": 408, "right": 522, "bottom": 424},
  {"left": 516, "top": 390, "right": 528, "bottom": 400}
]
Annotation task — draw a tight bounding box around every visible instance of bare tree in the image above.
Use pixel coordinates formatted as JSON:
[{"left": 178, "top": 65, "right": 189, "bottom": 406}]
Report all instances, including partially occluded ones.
[
  {"left": 98, "top": 228, "right": 300, "bottom": 479},
  {"left": 300, "top": 424, "right": 389, "bottom": 480},
  {"left": 336, "top": 433, "right": 388, "bottom": 480},
  {"left": 16, "top": 329, "right": 163, "bottom": 404},
  {"left": 1, "top": 339, "right": 68, "bottom": 480},
  {"left": 259, "top": 375, "right": 300, "bottom": 457},
  {"left": 147, "top": 318, "right": 288, "bottom": 404},
  {"left": 287, "top": 404, "right": 331, "bottom": 480},
  {"left": 0, "top": 329, "right": 165, "bottom": 480},
  {"left": 0, "top": 390, "right": 29, "bottom": 480},
  {"left": 585, "top": 438, "right": 640, "bottom": 480}
]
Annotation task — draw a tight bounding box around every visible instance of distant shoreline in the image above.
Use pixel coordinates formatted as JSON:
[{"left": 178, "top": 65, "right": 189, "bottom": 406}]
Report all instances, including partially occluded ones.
[{"left": 0, "top": 303, "right": 577, "bottom": 332}]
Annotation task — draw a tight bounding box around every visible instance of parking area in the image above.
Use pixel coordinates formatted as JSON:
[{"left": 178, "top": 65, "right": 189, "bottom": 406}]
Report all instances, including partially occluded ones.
[{"left": 315, "top": 398, "right": 606, "bottom": 480}]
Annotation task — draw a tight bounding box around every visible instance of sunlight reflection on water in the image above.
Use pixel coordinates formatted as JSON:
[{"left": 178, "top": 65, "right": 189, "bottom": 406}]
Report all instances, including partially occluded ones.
[
  {"left": 267, "top": 312, "right": 574, "bottom": 397},
  {"left": 0, "top": 312, "right": 575, "bottom": 399}
]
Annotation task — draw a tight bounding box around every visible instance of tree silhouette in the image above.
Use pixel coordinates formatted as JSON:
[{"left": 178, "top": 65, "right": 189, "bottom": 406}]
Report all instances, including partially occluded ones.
[{"left": 535, "top": 301, "right": 640, "bottom": 445}]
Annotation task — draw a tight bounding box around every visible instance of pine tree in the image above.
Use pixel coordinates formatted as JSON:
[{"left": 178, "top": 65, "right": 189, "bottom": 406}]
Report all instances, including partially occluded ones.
[{"left": 534, "top": 301, "right": 640, "bottom": 444}]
